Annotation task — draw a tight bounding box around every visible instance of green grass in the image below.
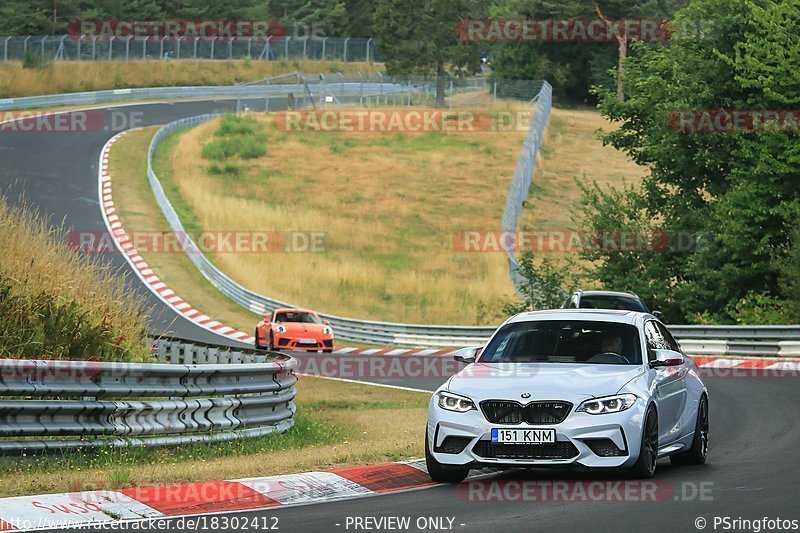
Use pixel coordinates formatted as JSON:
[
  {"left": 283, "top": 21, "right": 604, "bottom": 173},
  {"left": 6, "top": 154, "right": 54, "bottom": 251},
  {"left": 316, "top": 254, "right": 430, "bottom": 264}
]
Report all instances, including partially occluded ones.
[{"left": 0, "top": 411, "right": 339, "bottom": 480}]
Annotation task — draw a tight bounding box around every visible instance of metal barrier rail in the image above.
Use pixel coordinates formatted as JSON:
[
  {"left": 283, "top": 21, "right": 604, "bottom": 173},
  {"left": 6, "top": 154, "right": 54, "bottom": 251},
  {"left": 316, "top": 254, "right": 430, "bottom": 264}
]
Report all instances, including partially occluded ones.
[
  {"left": 143, "top": 83, "right": 552, "bottom": 345},
  {"left": 0, "top": 79, "right": 410, "bottom": 112},
  {"left": 0, "top": 345, "right": 297, "bottom": 453}
]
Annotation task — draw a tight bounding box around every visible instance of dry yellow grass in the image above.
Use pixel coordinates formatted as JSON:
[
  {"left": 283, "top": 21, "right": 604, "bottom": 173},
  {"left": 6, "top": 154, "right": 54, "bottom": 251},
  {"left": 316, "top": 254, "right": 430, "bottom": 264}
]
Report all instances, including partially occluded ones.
[
  {"left": 0, "top": 198, "right": 150, "bottom": 360},
  {"left": 0, "top": 376, "right": 429, "bottom": 497},
  {"left": 163, "top": 101, "right": 533, "bottom": 325},
  {"left": 518, "top": 107, "right": 646, "bottom": 257},
  {"left": 0, "top": 59, "right": 383, "bottom": 98},
  {"left": 109, "top": 127, "right": 262, "bottom": 332}
]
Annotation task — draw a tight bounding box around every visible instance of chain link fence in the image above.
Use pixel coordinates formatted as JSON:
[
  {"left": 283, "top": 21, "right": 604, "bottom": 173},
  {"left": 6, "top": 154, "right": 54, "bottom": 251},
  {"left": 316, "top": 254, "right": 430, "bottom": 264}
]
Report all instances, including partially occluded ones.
[{"left": 1, "top": 36, "right": 379, "bottom": 62}]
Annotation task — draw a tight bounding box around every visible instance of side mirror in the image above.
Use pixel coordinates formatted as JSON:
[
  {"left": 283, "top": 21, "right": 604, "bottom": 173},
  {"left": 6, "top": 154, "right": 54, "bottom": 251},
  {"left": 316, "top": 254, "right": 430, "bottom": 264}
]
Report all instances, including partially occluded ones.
[
  {"left": 324, "top": 320, "right": 330, "bottom": 325},
  {"left": 652, "top": 310, "right": 664, "bottom": 320},
  {"left": 453, "top": 345, "right": 482, "bottom": 364},
  {"left": 650, "top": 349, "right": 684, "bottom": 368}
]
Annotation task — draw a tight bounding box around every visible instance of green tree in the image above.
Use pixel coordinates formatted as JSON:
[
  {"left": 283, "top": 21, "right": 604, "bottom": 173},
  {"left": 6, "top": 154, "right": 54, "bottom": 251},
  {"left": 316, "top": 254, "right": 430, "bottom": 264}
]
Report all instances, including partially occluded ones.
[
  {"left": 579, "top": 0, "right": 800, "bottom": 323},
  {"left": 374, "top": 0, "right": 484, "bottom": 106}
]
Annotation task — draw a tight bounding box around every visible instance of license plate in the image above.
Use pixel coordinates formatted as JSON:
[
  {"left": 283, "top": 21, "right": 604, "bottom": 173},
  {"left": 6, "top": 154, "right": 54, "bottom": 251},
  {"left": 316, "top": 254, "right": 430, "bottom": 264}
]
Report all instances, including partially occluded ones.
[
  {"left": 491, "top": 428, "right": 556, "bottom": 444},
  {"left": 297, "top": 338, "right": 317, "bottom": 344}
]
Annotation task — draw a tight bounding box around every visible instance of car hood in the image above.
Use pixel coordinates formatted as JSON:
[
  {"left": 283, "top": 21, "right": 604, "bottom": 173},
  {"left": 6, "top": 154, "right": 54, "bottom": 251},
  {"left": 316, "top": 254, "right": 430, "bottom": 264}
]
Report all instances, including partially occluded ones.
[
  {"left": 277, "top": 322, "right": 327, "bottom": 334},
  {"left": 445, "top": 363, "right": 644, "bottom": 402}
]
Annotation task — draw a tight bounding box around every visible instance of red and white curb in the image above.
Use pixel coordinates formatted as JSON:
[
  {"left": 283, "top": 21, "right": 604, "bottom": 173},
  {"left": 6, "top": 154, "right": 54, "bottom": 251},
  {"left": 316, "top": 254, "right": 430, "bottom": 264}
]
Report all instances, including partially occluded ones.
[
  {"left": 98, "top": 132, "right": 256, "bottom": 344},
  {"left": 0, "top": 460, "right": 445, "bottom": 531}
]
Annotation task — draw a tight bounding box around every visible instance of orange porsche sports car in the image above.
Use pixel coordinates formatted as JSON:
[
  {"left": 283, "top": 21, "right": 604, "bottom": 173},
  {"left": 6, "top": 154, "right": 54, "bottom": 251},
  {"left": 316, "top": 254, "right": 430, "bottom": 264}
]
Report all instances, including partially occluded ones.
[{"left": 255, "top": 308, "right": 334, "bottom": 352}]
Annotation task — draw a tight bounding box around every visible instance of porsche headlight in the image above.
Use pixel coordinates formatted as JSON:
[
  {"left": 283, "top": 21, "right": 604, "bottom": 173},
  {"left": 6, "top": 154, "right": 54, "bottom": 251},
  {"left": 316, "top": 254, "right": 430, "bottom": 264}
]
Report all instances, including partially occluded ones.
[
  {"left": 323, "top": 326, "right": 333, "bottom": 335},
  {"left": 437, "top": 391, "right": 476, "bottom": 413},
  {"left": 276, "top": 325, "right": 287, "bottom": 333},
  {"left": 577, "top": 394, "right": 637, "bottom": 415}
]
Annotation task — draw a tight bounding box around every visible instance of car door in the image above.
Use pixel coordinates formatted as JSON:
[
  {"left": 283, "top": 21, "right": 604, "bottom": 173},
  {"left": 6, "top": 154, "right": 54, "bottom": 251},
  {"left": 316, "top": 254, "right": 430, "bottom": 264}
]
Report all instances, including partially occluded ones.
[{"left": 644, "top": 320, "right": 688, "bottom": 446}]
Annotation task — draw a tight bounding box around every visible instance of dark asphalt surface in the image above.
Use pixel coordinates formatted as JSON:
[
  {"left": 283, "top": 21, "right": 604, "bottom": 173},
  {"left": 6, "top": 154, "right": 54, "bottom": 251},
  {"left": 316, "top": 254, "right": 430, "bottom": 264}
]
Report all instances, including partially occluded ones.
[
  {"left": 1, "top": 98, "right": 287, "bottom": 348},
  {"left": 56, "top": 375, "right": 800, "bottom": 533},
  {"left": 3, "top": 101, "right": 798, "bottom": 532}
]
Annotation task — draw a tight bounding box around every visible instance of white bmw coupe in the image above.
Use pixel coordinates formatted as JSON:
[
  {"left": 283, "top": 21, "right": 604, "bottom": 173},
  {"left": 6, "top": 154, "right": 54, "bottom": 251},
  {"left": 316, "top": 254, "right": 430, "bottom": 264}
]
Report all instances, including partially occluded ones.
[{"left": 426, "top": 310, "right": 709, "bottom": 481}]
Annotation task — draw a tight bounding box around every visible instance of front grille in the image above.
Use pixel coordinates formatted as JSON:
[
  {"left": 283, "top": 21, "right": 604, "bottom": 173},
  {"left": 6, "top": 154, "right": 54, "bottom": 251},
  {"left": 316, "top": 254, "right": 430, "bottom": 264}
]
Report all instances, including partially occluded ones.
[
  {"left": 435, "top": 436, "right": 472, "bottom": 454},
  {"left": 473, "top": 440, "right": 579, "bottom": 460},
  {"left": 480, "top": 400, "right": 572, "bottom": 425}
]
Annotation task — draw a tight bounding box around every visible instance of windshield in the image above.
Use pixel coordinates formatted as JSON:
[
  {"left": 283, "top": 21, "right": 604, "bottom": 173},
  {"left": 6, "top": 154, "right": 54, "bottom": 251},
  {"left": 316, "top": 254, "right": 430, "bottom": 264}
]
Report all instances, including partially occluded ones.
[
  {"left": 478, "top": 320, "right": 642, "bottom": 365},
  {"left": 274, "top": 311, "right": 322, "bottom": 324},
  {"left": 579, "top": 295, "right": 649, "bottom": 312}
]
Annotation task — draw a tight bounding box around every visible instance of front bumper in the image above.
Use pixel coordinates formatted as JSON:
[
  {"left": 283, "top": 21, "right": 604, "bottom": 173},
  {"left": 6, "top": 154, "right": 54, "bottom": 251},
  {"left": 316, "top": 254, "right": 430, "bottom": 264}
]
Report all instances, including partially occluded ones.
[
  {"left": 274, "top": 335, "right": 334, "bottom": 351},
  {"left": 427, "top": 396, "right": 647, "bottom": 469}
]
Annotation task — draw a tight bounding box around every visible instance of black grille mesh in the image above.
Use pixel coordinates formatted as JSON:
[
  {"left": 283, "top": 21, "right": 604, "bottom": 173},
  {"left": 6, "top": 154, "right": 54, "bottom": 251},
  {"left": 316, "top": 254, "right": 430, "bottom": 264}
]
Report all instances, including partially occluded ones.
[
  {"left": 480, "top": 400, "right": 572, "bottom": 425},
  {"left": 472, "top": 440, "right": 579, "bottom": 460}
]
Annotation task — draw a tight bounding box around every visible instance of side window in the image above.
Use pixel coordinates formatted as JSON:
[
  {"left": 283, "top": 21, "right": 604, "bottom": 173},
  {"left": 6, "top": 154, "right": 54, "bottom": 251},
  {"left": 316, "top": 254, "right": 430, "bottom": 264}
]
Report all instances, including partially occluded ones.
[
  {"left": 655, "top": 322, "right": 681, "bottom": 353},
  {"left": 644, "top": 321, "right": 667, "bottom": 362}
]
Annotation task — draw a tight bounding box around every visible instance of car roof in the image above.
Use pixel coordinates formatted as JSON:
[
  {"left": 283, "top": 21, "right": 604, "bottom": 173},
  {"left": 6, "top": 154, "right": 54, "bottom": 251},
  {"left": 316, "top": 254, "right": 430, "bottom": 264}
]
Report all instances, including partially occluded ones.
[
  {"left": 575, "top": 290, "right": 642, "bottom": 299},
  {"left": 273, "top": 308, "right": 316, "bottom": 314},
  {"left": 507, "top": 308, "right": 654, "bottom": 326}
]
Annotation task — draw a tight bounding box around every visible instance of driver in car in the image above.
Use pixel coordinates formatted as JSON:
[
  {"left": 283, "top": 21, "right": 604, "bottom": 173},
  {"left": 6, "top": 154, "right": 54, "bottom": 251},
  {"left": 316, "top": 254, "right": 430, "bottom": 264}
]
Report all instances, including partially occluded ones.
[{"left": 601, "top": 334, "right": 623, "bottom": 355}]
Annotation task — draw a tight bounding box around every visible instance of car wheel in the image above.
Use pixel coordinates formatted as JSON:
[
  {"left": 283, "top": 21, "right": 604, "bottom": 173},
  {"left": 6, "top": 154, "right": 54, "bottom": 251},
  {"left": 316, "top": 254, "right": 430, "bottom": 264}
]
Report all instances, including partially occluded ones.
[
  {"left": 323, "top": 348, "right": 333, "bottom": 353},
  {"left": 254, "top": 329, "right": 265, "bottom": 350},
  {"left": 670, "top": 394, "right": 709, "bottom": 466},
  {"left": 269, "top": 332, "right": 275, "bottom": 352},
  {"left": 425, "top": 433, "right": 469, "bottom": 483},
  {"left": 629, "top": 406, "right": 658, "bottom": 478}
]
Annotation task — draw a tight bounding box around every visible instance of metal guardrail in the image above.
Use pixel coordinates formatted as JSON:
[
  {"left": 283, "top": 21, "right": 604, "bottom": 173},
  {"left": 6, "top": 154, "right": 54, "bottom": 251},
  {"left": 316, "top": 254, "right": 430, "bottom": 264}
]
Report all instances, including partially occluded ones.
[
  {"left": 0, "top": 343, "right": 297, "bottom": 453},
  {"left": 143, "top": 81, "right": 551, "bottom": 346},
  {"left": 1, "top": 35, "right": 379, "bottom": 63},
  {"left": 503, "top": 81, "right": 554, "bottom": 294},
  {"left": 0, "top": 79, "right": 411, "bottom": 112}
]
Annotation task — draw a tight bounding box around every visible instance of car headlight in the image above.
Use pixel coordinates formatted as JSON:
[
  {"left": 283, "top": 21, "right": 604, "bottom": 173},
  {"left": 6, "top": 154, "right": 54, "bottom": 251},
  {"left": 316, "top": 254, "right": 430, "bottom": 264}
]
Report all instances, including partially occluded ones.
[
  {"left": 437, "top": 391, "right": 476, "bottom": 413},
  {"left": 276, "top": 325, "right": 287, "bottom": 333},
  {"left": 577, "top": 394, "right": 637, "bottom": 415},
  {"left": 323, "top": 326, "right": 333, "bottom": 335}
]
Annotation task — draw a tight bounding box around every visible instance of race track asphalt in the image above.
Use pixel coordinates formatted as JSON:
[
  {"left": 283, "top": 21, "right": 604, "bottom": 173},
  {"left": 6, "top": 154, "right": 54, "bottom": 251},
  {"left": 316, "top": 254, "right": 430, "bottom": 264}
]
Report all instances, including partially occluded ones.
[{"left": 4, "top": 100, "right": 798, "bottom": 533}]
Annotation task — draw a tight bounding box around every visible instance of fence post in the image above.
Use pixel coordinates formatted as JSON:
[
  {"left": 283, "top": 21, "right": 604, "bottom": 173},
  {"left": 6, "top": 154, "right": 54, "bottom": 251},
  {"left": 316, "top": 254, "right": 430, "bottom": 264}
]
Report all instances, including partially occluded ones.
[
  {"left": 247, "top": 36, "right": 253, "bottom": 57},
  {"left": 40, "top": 36, "right": 46, "bottom": 59},
  {"left": 343, "top": 37, "right": 349, "bottom": 62},
  {"left": 160, "top": 36, "right": 166, "bottom": 59},
  {"left": 210, "top": 37, "right": 215, "bottom": 59},
  {"left": 302, "top": 37, "right": 307, "bottom": 59},
  {"left": 228, "top": 38, "right": 233, "bottom": 60},
  {"left": 177, "top": 36, "right": 183, "bottom": 59},
  {"left": 321, "top": 36, "right": 327, "bottom": 59},
  {"left": 108, "top": 36, "right": 114, "bottom": 60},
  {"left": 91, "top": 35, "right": 96, "bottom": 60},
  {"left": 193, "top": 37, "right": 199, "bottom": 59},
  {"left": 4, "top": 36, "right": 11, "bottom": 61},
  {"left": 22, "top": 35, "right": 31, "bottom": 57},
  {"left": 366, "top": 38, "right": 373, "bottom": 62},
  {"left": 125, "top": 35, "right": 132, "bottom": 60},
  {"left": 493, "top": 81, "right": 497, "bottom": 106}
]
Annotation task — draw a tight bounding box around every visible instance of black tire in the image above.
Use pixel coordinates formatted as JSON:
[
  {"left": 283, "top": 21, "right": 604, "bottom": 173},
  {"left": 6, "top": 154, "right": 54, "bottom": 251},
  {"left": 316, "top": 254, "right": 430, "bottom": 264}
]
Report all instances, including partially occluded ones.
[
  {"left": 629, "top": 406, "right": 658, "bottom": 478},
  {"left": 254, "top": 329, "right": 265, "bottom": 350},
  {"left": 268, "top": 332, "right": 275, "bottom": 352},
  {"left": 425, "top": 433, "right": 469, "bottom": 483},
  {"left": 670, "top": 395, "right": 709, "bottom": 466}
]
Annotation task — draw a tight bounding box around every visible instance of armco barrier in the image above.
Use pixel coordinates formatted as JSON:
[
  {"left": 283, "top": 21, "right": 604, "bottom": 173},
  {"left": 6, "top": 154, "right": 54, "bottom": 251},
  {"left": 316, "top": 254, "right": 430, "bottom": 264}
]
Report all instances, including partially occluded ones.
[
  {"left": 143, "top": 84, "right": 553, "bottom": 345},
  {"left": 0, "top": 346, "right": 297, "bottom": 453}
]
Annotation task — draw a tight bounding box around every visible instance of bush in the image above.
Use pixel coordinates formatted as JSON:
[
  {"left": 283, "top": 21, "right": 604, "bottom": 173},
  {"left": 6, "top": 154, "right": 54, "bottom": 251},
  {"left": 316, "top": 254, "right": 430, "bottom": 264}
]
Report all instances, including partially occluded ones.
[
  {"left": 0, "top": 199, "right": 151, "bottom": 361},
  {"left": 22, "top": 49, "right": 49, "bottom": 70}
]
